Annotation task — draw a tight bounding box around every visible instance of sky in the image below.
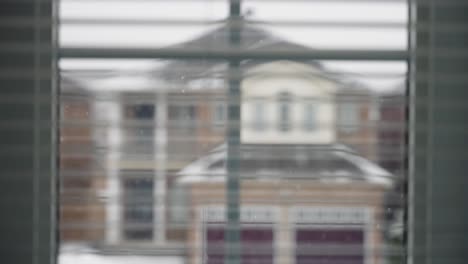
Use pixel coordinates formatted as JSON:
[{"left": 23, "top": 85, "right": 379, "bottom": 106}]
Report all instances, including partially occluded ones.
[{"left": 59, "top": 0, "right": 408, "bottom": 91}]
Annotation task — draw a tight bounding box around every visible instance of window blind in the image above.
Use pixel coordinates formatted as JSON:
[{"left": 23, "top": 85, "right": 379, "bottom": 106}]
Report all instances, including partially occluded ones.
[
  {"left": 409, "top": 1, "right": 468, "bottom": 264},
  {"left": 57, "top": 1, "right": 409, "bottom": 264},
  {"left": 0, "top": 1, "right": 57, "bottom": 264},
  {"left": 0, "top": 0, "right": 436, "bottom": 264},
  {"left": 2, "top": 0, "right": 468, "bottom": 264}
]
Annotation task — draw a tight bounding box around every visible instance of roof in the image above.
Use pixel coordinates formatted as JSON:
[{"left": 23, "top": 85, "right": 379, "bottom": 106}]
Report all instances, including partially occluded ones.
[
  {"left": 60, "top": 21, "right": 373, "bottom": 95},
  {"left": 158, "top": 21, "right": 367, "bottom": 90},
  {"left": 379, "top": 82, "right": 406, "bottom": 96},
  {"left": 177, "top": 143, "right": 393, "bottom": 187},
  {"left": 61, "top": 75, "right": 89, "bottom": 94}
]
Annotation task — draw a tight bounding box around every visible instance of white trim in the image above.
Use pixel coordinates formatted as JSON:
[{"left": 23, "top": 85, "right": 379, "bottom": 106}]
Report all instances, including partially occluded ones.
[
  {"left": 290, "top": 206, "right": 369, "bottom": 224},
  {"left": 154, "top": 93, "right": 167, "bottom": 244},
  {"left": 96, "top": 99, "right": 122, "bottom": 244},
  {"left": 364, "top": 207, "right": 373, "bottom": 264},
  {"left": 202, "top": 205, "right": 279, "bottom": 223}
]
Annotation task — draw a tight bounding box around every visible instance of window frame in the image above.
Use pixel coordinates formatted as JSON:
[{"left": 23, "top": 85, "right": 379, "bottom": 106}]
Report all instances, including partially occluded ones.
[
  {"left": 277, "top": 92, "right": 293, "bottom": 132},
  {"left": 212, "top": 102, "right": 226, "bottom": 127},
  {"left": 121, "top": 175, "right": 155, "bottom": 241},
  {"left": 251, "top": 98, "right": 267, "bottom": 131},
  {"left": 303, "top": 99, "right": 318, "bottom": 131},
  {"left": 123, "top": 103, "right": 156, "bottom": 159},
  {"left": 5, "top": 0, "right": 468, "bottom": 264}
]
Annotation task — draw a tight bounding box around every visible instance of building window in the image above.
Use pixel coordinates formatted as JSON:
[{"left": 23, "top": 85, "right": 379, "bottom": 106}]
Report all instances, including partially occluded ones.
[
  {"left": 303, "top": 101, "right": 317, "bottom": 131},
  {"left": 169, "top": 105, "right": 197, "bottom": 126},
  {"left": 132, "top": 104, "right": 155, "bottom": 119},
  {"left": 278, "top": 92, "right": 292, "bottom": 132},
  {"left": 338, "top": 102, "right": 360, "bottom": 133},
  {"left": 123, "top": 177, "right": 154, "bottom": 240},
  {"left": 124, "top": 104, "right": 155, "bottom": 159},
  {"left": 252, "top": 100, "right": 266, "bottom": 131},
  {"left": 212, "top": 103, "right": 226, "bottom": 126},
  {"left": 169, "top": 105, "right": 196, "bottom": 121}
]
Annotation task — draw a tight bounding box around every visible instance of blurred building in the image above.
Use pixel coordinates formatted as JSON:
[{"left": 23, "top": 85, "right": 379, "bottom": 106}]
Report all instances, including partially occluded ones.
[
  {"left": 163, "top": 36, "right": 394, "bottom": 264},
  {"left": 163, "top": 22, "right": 380, "bottom": 161},
  {"left": 115, "top": 89, "right": 226, "bottom": 245},
  {"left": 59, "top": 23, "right": 393, "bottom": 263},
  {"left": 176, "top": 144, "right": 393, "bottom": 264}
]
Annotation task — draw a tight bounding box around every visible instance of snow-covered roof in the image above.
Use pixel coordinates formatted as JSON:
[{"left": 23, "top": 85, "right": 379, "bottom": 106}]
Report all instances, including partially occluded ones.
[
  {"left": 159, "top": 22, "right": 372, "bottom": 94},
  {"left": 379, "top": 81, "right": 406, "bottom": 96},
  {"left": 177, "top": 143, "right": 393, "bottom": 187},
  {"left": 60, "top": 22, "right": 377, "bottom": 95}
]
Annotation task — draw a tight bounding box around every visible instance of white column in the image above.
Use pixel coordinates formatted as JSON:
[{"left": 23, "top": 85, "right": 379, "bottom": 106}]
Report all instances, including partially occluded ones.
[
  {"left": 154, "top": 93, "right": 167, "bottom": 244},
  {"left": 95, "top": 98, "right": 122, "bottom": 244},
  {"left": 278, "top": 206, "right": 293, "bottom": 264}
]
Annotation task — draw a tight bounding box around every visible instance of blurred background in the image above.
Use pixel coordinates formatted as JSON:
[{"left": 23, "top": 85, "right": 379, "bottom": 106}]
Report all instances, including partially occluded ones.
[{"left": 58, "top": 1, "right": 407, "bottom": 264}]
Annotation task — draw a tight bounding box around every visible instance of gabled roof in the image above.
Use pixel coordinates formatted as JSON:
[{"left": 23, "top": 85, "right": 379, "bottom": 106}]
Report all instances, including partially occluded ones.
[
  {"left": 61, "top": 21, "right": 373, "bottom": 95},
  {"left": 157, "top": 21, "right": 375, "bottom": 95},
  {"left": 177, "top": 143, "right": 393, "bottom": 187},
  {"left": 159, "top": 22, "right": 324, "bottom": 81},
  {"left": 173, "top": 21, "right": 274, "bottom": 51}
]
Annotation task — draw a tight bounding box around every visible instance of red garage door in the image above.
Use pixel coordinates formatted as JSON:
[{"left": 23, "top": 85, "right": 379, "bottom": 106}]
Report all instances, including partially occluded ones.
[
  {"left": 206, "top": 226, "right": 274, "bottom": 264},
  {"left": 296, "top": 228, "right": 364, "bottom": 264}
]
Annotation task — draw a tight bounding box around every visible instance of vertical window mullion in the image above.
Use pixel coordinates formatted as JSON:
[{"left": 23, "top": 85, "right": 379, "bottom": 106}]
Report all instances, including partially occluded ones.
[{"left": 226, "top": 2, "right": 242, "bottom": 264}]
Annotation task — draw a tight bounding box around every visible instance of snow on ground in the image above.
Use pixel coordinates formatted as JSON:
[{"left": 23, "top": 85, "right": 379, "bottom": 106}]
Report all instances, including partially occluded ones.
[{"left": 58, "top": 252, "right": 184, "bottom": 264}]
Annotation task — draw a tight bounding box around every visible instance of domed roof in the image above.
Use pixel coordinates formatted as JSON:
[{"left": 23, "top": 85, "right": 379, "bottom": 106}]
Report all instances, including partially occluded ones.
[{"left": 177, "top": 143, "right": 393, "bottom": 187}]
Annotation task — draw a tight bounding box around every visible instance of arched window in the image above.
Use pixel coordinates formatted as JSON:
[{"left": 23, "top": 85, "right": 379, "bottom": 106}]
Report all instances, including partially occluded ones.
[
  {"left": 277, "top": 92, "right": 292, "bottom": 132},
  {"left": 252, "top": 99, "right": 266, "bottom": 131},
  {"left": 303, "top": 99, "right": 317, "bottom": 131}
]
